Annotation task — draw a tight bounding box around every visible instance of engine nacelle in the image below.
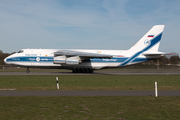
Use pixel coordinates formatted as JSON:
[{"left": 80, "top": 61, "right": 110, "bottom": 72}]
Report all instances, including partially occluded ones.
[
  {"left": 53, "top": 55, "right": 81, "bottom": 65},
  {"left": 66, "top": 56, "right": 81, "bottom": 65},
  {"left": 53, "top": 55, "right": 66, "bottom": 64}
]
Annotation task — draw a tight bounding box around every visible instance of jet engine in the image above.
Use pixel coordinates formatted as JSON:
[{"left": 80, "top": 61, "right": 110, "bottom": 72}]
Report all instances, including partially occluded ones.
[
  {"left": 53, "top": 55, "right": 82, "bottom": 65},
  {"left": 53, "top": 55, "right": 66, "bottom": 64}
]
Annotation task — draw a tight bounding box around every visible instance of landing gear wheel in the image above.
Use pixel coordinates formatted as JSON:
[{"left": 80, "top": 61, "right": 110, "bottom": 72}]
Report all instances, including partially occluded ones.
[
  {"left": 90, "top": 69, "right": 94, "bottom": 73},
  {"left": 72, "top": 68, "right": 94, "bottom": 73},
  {"left": 72, "top": 68, "right": 78, "bottom": 73},
  {"left": 26, "top": 68, "right": 30, "bottom": 73}
]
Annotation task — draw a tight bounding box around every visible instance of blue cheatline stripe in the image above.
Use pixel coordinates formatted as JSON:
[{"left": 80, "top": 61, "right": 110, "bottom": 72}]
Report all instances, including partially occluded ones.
[
  {"left": 6, "top": 56, "right": 151, "bottom": 64},
  {"left": 6, "top": 56, "right": 53, "bottom": 62},
  {"left": 120, "top": 32, "right": 162, "bottom": 66},
  {"left": 90, "top": 58, "right": 150, "bottom": 63},
  {"left": 90, "top": 58, "right": 128, "bottom": 63},
  {"left": 88, "top": 57, "right": 149, "bottom": 63}
]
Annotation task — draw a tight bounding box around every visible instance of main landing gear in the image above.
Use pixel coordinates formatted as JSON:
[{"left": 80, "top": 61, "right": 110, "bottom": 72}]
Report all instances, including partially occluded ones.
[
  {"left": 26, "top": 68, "right": 30, "bottom": 73},
  {"left": 72, "top": 68, "right": 93, "bottom": 73}
]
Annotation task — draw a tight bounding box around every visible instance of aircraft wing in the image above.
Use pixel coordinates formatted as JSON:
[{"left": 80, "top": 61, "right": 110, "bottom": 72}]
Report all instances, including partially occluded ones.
[{"left": 54, "top": 50, "right": 112, "bottom": 58}]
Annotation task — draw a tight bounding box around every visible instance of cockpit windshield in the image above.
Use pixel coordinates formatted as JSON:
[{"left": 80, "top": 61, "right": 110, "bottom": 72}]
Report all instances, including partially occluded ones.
[{"left": 18, "top": 50, "right": 24, "bottom": 53}]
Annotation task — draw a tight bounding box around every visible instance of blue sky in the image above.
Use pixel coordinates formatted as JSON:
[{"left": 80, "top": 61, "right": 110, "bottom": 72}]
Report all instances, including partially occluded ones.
[{"left": 0, "top": 0, "right": 180, "bottom": 54}]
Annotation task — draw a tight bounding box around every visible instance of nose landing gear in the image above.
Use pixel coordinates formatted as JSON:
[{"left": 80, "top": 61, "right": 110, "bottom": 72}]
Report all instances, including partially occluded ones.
[{"left": 26, "top": 68, "right": 30, "bottom": 73}]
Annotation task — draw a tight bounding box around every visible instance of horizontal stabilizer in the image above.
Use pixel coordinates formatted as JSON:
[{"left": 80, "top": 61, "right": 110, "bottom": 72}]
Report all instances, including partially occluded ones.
[{"left": 143, "top": 52, "right": 166, "bottom": 57}]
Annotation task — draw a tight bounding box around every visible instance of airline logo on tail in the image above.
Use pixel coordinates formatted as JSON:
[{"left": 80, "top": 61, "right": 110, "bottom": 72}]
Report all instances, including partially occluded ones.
[{"left": 144, "top": 39, "right": 151, "bottom": 46}]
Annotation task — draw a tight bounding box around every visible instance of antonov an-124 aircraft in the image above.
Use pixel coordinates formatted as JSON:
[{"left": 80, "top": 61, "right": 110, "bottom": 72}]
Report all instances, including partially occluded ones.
[{"left": 4, "top": 25, "right": 165, "bottom": 73}]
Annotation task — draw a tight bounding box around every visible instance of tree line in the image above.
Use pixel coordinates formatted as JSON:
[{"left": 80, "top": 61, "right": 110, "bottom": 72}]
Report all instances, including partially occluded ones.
[
  {"left": 158, "top": 54, "right": 180, "bottom": 65},
  {"left": 0, "top": 50, "right": 11, "bottom": 66}
]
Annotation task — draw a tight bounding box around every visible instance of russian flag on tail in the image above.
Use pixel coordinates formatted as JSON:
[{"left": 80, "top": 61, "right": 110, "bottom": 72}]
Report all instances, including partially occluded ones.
[{"left": 148, "top": 35, "right": 154, "bottom": 37}]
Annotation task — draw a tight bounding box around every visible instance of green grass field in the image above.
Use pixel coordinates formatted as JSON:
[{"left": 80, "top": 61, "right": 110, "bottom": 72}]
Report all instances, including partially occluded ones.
[
  {"left": 0, "top": 74, "right": 180, "bottom": 119},
  {"left": 1, "top": 96, "right": 180, "bottom": 120},
  {"left": 0, "top": 75, "right": 180, "bottom": 91}
]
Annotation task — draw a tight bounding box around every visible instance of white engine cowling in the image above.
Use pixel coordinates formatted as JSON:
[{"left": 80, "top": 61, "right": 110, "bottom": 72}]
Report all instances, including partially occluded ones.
[
  {"left": 66, "top": 56, "right": 81, "bottom": 65},
  {"left": 53, "top": 56, "right": 81, "bottom": 65},
  {"left": 53, "top": 55, "right": 66, "bottom": 64}
]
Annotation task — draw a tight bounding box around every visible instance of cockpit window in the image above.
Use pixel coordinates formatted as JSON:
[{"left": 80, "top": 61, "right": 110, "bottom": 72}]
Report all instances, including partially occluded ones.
[{"left": 18, "top": 50, "right": 23, "bottom": 53}]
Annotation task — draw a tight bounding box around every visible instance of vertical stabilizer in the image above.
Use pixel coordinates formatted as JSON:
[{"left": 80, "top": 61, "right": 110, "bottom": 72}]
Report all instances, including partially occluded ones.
[{"left": 129, "top": 25, "right": 165, "bottom": 52}]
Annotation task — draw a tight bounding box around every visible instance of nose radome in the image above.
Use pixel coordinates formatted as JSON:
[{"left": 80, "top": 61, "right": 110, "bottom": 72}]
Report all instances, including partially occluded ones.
[
  {"left": 4, "top": 56, "right": 10, "bottom": 64},
  {"left": 4, "top": 57, "right": 7, "bottom": 64}
]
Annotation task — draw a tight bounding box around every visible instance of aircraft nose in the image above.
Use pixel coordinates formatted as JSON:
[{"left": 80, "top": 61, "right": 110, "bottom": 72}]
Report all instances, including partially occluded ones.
[
  {"left": 4, "top": 56, "right": 10, "bottom": 64},
  {"left": 4, "top": 57, "right": 7, "bottom": 64},
  {"left": 4, "top": 53, "right": 17, "bottom": 65}
]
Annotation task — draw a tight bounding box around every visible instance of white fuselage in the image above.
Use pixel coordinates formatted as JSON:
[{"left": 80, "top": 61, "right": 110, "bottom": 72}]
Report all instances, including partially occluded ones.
[
  {"left": 4, "top": 25, "right": 165, "bottom": 72},
  {"left": 4, "top": 48, "right": 154, "bottom": 70}
]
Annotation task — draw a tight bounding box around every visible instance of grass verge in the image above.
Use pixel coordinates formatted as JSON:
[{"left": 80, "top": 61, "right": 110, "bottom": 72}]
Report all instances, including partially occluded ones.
[
  {"left": 0, "top": 75, "right": 180, "bottom": 91},
  {"left": 0, "top": 96, "right": 180, "bottom": 120}
]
